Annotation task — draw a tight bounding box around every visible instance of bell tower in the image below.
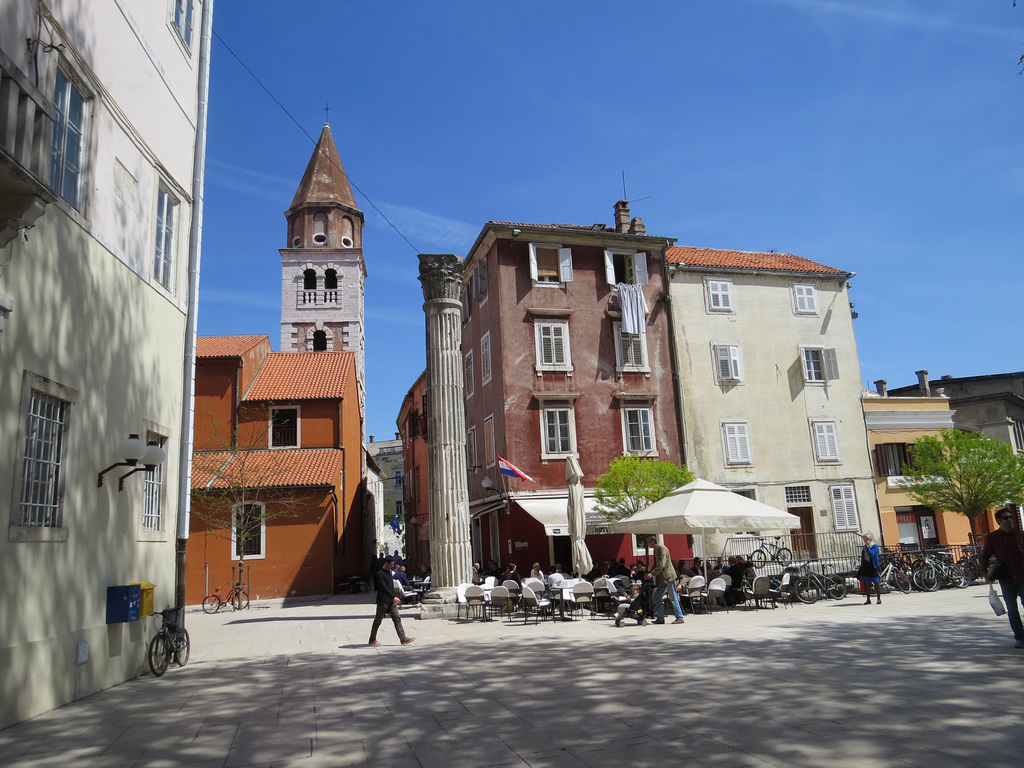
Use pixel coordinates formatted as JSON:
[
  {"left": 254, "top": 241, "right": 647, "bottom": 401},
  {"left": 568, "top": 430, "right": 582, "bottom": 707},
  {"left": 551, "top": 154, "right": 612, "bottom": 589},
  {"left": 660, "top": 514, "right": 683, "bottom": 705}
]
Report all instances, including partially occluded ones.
[{"left": 280, "top": 124, "right": 366, "bottom": 391}]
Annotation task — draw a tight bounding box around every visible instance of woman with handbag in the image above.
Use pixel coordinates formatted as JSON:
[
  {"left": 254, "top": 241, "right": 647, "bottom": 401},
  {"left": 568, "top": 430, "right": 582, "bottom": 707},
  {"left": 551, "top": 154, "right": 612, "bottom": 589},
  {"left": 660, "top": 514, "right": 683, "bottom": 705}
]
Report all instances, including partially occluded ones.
[{"left": 858, "top": 532, "right": 882, "bottom": 605}]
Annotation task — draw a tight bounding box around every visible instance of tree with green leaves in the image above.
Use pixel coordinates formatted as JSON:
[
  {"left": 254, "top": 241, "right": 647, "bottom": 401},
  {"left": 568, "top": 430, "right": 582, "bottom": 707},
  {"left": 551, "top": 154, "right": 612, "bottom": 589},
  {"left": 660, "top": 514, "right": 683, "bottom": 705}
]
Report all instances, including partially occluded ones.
[
  {"left": 902, "top": 429, "right": 1024, "bottom": 536},
  {"left": 595, "top": 456, "right": 694, "bottom": 522}
]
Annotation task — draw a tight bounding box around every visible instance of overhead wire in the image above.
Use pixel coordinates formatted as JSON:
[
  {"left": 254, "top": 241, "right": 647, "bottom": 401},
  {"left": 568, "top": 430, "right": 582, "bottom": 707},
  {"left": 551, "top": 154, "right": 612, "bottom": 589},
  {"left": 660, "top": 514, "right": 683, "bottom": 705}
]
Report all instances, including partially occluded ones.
[{"left": 212, "top": 31, "right": 420, "bottom": 254}]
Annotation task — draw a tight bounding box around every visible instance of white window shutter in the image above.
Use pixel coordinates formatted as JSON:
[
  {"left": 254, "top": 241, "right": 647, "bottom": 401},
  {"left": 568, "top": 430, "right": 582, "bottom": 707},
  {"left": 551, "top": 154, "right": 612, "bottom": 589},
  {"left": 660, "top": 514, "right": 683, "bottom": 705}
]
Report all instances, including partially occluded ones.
[
  {"left": 632, "top": 252, "right": 649, "bottom": 285},
  {"left": 719, "top": 282, "right": 732, "bottom": 309},
  {"left": 558, "top": 248, "right": 573, "bottom": 282},
  {"left": 813, "top": 422, "right": 840, "bottom": 461},
  {"left": 604, "top": 250, "right": 616, "bottom": 285},
  {"left": 529, "top": 243, "right": 539, "bottom": 282},
  {"left": 724, "top": 423, "right": 750, "bottom": 463},
  {"left": 550, "top": 325, "right": 564, "bottom": 364},
  {"left": 830, "top": 485, "right": 860, "bottom": 530},
  {"left": 822, "top": 348, "right": 840, "bottom": 380}
]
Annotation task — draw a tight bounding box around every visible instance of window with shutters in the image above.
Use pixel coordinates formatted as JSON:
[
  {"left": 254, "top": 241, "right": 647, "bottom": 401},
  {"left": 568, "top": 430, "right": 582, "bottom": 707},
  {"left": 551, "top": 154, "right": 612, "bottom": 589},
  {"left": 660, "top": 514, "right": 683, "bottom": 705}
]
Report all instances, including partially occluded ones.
[
  {"left": 464, "top": 350, "right": 474, "bottom": 398},
  {"left": 875, "top": 443, "right": 911, "bottom": 477},
  {"left": 542, "top": 407, "right": 575, "bottom": 458},
  {"left": 466, "top": 427, "right": 478, "bottom": 471},
  {"left": 603, "top": 251, "right": 649, "bottom": 286},
  {"left": 481, "top": 332, "right": 492, "bottom": 385},
  {"left": 232, "top": 502, "right": 266, "bottom": 560},
  {"left": 535, "top": 320, "right": 572, "bottom": 373},
  {"left": 829, "top": 485, "right": 861, "bottom": 531},
  {"left": 529, "top": 244, "right": 573, "bottom": 284},
  {"left": 622, "top": 407, "right": 655, "bottom": 455},
  {"left": 706, "top": 279, "right": 733, "bottom": 312},
  {"left": 793, "top": 283, "right": 819, "bottom": 315},
  {"left": 613, "top": 322, "right": 649, "bottom": 373},
  {"left": 811, "top": 420, "right": 841, "bottom": 462},
  {"left": 713, "top": 344, "right": 742, "bottom": 383},
  {"left": 483, "top": 415, "right": 495, "bottom": 467},
  {"left": 722, "top": 422, "right": 752, "bottom": 465},
  {"left": 801, "top": 347, "right": 839, "bottom": 383},
  {"left": 473, "top": 258, "right": 489, "bottom": 302}
]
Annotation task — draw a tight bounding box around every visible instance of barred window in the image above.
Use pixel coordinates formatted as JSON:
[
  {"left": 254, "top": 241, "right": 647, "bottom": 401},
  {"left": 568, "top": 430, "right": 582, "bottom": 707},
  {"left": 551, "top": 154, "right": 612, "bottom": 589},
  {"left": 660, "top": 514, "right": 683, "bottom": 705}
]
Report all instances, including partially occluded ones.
[
  {"left": 19, "top": 390, "right": 69, "bottom": 527},
  {"left": 141, "top": 432, "right": 166, "bottom": 532},
  {"left": 785, "top": 486, "right": 811, "bottom": 505}
]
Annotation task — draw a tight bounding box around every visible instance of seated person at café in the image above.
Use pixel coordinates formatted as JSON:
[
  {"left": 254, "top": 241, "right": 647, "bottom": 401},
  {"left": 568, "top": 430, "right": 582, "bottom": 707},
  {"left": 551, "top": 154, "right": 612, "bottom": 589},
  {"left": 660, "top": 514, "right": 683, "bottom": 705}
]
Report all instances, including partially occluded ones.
[
  {"left": 392, "top": 564, "right": 412, "bottom": 588},
  {"left": 547, "top": 565, "right": 566, "bottom": 585},
  {"left": 471, "top": 562, "right": 484, "bottom": 585},
  {"left": 530, "top": 562, "right": 545, "bottom": 580},
  {"left": 725, "top": 556, "right": 754, "bottom": 605},
  {"left": 417, "top": 563, "right": 431, "bottom": 581},
  {"left": 676, "top": 558, "right": 697, "bottom": 578},
  {"left": 583, "top": 563, "right": 602, "bottom": 582},
  {"left": 608, "top": 558, "right": 631, "bottom": 578},
  {"left": 500, "top": 562, "right": 521, "bottom": 585},
  {"left": 485, "top": 559, "right": 502, "bottom": 579}
]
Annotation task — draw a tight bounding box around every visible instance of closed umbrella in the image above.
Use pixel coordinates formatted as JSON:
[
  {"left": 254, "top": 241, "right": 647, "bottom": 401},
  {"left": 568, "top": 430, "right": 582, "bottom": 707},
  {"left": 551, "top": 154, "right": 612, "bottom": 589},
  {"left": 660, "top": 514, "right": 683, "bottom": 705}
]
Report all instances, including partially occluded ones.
[{"left": 566, "top": 455, "right": 594, "bottom": 576}]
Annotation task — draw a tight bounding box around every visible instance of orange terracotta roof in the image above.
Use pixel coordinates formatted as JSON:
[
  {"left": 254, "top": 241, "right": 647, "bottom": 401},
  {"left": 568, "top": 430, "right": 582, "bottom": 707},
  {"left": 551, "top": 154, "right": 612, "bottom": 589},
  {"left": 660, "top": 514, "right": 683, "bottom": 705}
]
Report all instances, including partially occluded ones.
[
  {"left": 490, "top": 220, "right": 608, "bottom": 231},
  {"left": 196, "top": 335, "right": 268, "bottom": 358},
  {"left": 289, "top": 124, "right": 358, "bottom": 211},
  {"left": 666, "top": 246, "right": 847, "bottom": 275},
  {"left": 192, "top": 449, "right": 342, "bottom": 490},
  {"left": 244, "top": 352, "right": 353, "bottom": 401}
]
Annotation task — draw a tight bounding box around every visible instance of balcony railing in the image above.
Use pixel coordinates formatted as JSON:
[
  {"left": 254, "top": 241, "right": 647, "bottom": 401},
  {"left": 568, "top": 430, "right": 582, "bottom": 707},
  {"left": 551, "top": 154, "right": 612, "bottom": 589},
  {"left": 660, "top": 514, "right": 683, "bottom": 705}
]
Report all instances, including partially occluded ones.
[{"left": 296, "top": 288, "right": 340, "bottom": 308}]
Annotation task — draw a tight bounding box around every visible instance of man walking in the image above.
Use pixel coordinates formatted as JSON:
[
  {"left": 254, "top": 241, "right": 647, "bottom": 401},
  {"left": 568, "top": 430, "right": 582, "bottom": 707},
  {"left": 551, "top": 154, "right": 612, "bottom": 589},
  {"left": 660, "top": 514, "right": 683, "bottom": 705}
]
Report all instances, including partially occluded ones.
[
  {"left": 648, "top": 536, "right": 684, "bottom": 625},
  {"left": 982, "top": 508, "right": 1024, "bottom": 649},
  {"left": 369, "top": 556, "right": 415, "bottom": 647}
]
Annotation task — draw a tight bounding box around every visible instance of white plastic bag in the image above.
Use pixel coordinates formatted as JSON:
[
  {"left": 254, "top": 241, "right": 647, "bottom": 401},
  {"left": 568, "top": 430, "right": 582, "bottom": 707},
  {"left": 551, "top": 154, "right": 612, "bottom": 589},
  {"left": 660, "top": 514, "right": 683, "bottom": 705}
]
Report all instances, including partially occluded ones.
[{"left": 989, "top": 585, "right": 1006, "bottom": 616}]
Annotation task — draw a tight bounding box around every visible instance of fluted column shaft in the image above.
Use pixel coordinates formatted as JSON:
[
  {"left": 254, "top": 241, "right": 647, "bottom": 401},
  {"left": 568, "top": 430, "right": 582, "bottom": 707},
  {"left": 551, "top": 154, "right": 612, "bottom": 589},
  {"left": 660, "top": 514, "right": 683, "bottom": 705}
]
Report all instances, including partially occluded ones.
[{"left": 418, "top": 254, "right": 472, "bottom": 591}]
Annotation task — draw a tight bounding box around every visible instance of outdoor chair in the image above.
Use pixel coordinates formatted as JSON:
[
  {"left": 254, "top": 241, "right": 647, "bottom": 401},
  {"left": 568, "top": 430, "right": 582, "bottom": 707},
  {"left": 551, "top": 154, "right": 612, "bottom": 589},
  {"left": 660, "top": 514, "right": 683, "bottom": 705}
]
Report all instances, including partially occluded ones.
[
  {"left": 462, "top": 585, "right": 486, "bottom": 622},
  {"left": 593, "top": 578, "right": 612, "bottom": 614},
  {"left": 685, "top": 575, "right": 709, "bottom": 615},
  {"left": 486, "top": 586, "right": 510, "bottom": 621},
  {"left": 707, "top": 577, "right": 729, "bottom": 611},
  {"left": 523, "top": 578, "right": 546, "bottom": 598},
  {"left": 393, "top": 579, "right": 420, "bottom": 605},
  {"left": 768, "top": 571, "right": 793, "bottom": 609},
  {"left": 743, "top": 575, "right": 776, "bottom": 610},
  {"left": 571, "top": 581, "right": 596, "bottom": 619},
  {"left": 483, "top": 576, "right": 497, "bottom": 590},
  {"left": 501, "top": 580, "right": 521, "bottom": 609},
  {"left": 520, "top": 586, "right": 552, "bottom": 625}
]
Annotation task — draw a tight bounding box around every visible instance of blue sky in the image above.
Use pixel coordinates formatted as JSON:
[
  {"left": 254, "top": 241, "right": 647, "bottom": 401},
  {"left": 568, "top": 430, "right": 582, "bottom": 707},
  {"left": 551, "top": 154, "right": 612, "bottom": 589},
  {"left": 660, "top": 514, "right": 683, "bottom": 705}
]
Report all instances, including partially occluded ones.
[{"left": 198, "top": 1, "right": 1024, "bottom": 441}]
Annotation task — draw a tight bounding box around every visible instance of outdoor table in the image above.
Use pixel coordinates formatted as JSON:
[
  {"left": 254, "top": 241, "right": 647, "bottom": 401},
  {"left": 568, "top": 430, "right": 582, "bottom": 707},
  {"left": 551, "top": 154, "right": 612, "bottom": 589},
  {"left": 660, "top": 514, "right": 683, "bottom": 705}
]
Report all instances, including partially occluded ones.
[{"left": 547, "top": 582, "right": 576, "bottom": 622}]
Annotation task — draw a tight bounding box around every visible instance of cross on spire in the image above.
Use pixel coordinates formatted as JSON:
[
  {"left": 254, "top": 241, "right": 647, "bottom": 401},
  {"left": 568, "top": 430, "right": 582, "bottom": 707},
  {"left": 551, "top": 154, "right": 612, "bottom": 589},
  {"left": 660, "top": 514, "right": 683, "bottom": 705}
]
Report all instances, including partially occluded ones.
[{"left": 323, "top": 102, "right": 330, "bottom": 124}]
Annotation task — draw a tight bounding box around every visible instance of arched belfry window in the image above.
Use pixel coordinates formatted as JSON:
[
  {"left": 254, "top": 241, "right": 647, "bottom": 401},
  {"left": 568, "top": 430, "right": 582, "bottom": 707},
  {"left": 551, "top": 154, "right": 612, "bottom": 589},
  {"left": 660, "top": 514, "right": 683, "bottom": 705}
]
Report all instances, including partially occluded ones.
[
  {"left": 312, "top": 330, "right": 327, "bottom": 351},
  {"left": 324, "top": 269, "right": 338, "bottom": 290},
  {"left": 341, "top": 217, "right": 354, "bottom": 248},
  {"left": 303, "top": 269, "right": 317, "bottom": 290},
  {"left": 313, "top": 213, "right": 328, "bottom": 245}
]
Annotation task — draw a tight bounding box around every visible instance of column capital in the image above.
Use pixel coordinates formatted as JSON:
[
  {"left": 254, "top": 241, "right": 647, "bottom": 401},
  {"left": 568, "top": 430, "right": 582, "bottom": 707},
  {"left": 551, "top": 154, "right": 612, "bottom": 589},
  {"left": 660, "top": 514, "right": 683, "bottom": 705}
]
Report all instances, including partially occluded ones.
[{"left": 418, "top": 253, "right": 464, "bottom": 302}]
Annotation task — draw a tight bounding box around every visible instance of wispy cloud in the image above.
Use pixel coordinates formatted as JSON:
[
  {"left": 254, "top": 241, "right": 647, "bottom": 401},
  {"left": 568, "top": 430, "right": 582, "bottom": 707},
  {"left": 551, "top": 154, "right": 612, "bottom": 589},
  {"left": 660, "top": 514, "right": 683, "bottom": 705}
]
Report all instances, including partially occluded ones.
[
  {"left": 200, "top": 289, "right": 279, "bottom": 309},
  {"left": 764, "top": 0, "right": 1018, "bottom": 40},
  {"left": 205, "top": 159, "right": 295, "bottom": 202},
  {"left": 367, "top": 202, "right": 478, "bottom": 253}
]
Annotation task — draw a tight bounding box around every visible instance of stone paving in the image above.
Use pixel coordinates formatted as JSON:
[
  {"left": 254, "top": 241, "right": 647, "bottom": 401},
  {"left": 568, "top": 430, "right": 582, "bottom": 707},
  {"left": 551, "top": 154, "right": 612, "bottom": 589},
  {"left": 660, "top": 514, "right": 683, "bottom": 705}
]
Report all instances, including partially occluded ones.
[{"left": 1, "top": 585, "right": 1022, "bottom": 767}]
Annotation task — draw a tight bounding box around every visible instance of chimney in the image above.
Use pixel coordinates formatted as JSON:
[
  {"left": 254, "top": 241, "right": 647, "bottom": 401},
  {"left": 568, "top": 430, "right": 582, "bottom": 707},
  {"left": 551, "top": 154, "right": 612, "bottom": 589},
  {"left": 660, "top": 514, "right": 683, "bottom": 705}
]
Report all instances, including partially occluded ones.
[
  {"left": 629, "top": 216, "right": 645, "bottom": 235},
  {"left": 915, "top": 370, "right": 930, "bottom": 397},
  {"left": 874, "top": 380, "right": 888, "bottom": 397},
  {"left": 395, "top": 431, "right": 400, "bottom": 440},
  {"left": 369, "top": 434, "right": 375, "bottom": 443},
  {"left": 614, "top": 200, "right": 630, "bottom": 233}
]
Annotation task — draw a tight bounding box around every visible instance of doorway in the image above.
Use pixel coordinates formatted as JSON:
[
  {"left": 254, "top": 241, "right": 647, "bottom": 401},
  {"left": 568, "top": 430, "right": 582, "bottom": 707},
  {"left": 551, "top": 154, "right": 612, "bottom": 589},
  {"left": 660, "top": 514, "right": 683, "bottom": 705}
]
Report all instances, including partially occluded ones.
[{"left": 790, "top": 507, "right": 817, "bottom": 559}]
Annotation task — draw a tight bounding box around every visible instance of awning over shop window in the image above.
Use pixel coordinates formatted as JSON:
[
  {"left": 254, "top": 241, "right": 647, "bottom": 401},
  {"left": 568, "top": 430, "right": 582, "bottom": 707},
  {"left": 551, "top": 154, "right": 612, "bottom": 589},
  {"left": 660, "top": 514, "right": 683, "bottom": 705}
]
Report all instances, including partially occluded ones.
[{"left": 515, "top": 497, "right": 607, "bottom": 536}]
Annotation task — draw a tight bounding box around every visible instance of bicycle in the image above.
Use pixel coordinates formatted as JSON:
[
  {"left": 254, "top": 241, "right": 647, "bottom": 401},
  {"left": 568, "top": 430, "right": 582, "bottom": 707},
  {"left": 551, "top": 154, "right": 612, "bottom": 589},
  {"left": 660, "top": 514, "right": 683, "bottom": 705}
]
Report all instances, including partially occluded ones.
[
  {"left": 202, "top": 582, "right": 250, "bottom": 613},
  {"left": 912, "top": 552, "right": 968, "bottom": 591},
  {"left": 793, "top": 562, "right": 847, "bottom": 603},
  {"left": 148, "top": 608, "right": 190, "bottom": 677},
  {"left": 749, "top": 536, "right": 793, "bottom": 567},
  {"left": 878, "top": 553, "right": 911, "bottom": 594}
]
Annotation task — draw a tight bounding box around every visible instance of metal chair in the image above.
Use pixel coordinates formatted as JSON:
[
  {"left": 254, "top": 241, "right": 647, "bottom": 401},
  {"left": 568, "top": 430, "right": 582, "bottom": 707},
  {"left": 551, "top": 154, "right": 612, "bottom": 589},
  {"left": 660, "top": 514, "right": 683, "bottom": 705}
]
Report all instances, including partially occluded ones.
[
  {"left": 486, "top": 586, "right": 510, "bottom": 621},
  {"left": 685, "top": 575, "right": 709, "bottom": 615},
  {"left": 743, "top": 575, "right": 776, "bottom": 610},
  {"left": 520, "top": 586, "right": 551, "bottom": 625},
  {"left": 462, "top": 584, "right": 486, "bottom": 621},
  {"left": 571, "top": 581, "right": 596, "bottom": 619},
  {"left": 707, "top": 577, "right": 729, "bottom": 611},
  {"left": 501, "top": 579, "right": 521, "bottom": 611},
  {"left": 593, "top": 578, "right": 612, "bottom": 615}
]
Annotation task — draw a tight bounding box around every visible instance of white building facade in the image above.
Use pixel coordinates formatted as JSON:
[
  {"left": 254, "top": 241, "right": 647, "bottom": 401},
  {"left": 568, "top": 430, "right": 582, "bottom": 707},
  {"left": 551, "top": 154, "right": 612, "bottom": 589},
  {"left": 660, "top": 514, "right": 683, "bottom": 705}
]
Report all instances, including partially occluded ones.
[
  {"left": 0, "top": 0, "right": 212, "bottom": 727},
  {"left": 665, "top": 246, "right": 879, "bottom": 555}
]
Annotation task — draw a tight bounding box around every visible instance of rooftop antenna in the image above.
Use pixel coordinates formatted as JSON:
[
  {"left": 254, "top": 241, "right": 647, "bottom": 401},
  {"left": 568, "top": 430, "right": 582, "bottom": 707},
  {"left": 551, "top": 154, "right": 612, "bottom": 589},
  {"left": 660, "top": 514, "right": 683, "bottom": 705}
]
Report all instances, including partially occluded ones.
[{"left": 620, "top": 170, "right": 651, "bottom": 204}]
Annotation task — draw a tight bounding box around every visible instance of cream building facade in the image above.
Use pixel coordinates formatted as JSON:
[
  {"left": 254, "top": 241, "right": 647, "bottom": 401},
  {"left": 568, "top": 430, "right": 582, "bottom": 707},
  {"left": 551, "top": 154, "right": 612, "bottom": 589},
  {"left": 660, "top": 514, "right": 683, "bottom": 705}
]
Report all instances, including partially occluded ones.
[
  {"left": 665, "top": 246, "right": 879, "bottom": 554},
  {"left": 0, "top": 0, "right": 212, "bottom": 728}
]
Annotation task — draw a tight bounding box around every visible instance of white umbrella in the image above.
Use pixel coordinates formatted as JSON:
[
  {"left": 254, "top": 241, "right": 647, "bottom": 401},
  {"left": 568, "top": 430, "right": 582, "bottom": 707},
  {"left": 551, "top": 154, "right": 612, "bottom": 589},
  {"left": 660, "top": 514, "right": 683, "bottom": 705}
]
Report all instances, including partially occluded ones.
[
  {"left": 566, "top": 455, "right": 594, "bottom": 576},
  {"left": 606, "top": 478, "right": 802, "bottom": 534}
]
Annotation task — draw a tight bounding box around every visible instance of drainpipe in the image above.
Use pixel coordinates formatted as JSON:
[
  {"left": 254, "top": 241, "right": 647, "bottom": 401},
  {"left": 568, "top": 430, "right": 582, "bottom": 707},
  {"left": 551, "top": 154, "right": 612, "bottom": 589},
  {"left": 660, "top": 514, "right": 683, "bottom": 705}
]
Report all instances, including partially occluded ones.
[{"left": 174, "top": 0, "right": 214, "bottom": 614}]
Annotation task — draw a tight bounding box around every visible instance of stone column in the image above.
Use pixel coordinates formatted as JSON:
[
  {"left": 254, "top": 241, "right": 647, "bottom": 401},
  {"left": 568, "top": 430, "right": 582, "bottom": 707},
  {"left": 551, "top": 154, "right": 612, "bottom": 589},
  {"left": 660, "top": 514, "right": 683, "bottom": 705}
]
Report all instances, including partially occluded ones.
[{"left": 417, "top": 253, "right": 472, "bottom": 618}]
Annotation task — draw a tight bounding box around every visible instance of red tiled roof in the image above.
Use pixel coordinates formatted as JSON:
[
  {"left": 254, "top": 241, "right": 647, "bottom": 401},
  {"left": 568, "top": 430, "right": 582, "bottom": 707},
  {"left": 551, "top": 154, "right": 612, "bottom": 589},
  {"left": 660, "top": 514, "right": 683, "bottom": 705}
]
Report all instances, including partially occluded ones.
[
  {"left": 244, "top": 352, "right": 353, "bottom": 401},
  {"left": 665, "top": 246, "right": 847, "bottom": 275},
  {"left": 489, "top": 221, "right": 608, "bottom": 231},
  {"left": 192, "top": 449, "right": 342, "bottom": 490},
  {"left": 196, "top": 335, "right": 268, "bottom": 358}
]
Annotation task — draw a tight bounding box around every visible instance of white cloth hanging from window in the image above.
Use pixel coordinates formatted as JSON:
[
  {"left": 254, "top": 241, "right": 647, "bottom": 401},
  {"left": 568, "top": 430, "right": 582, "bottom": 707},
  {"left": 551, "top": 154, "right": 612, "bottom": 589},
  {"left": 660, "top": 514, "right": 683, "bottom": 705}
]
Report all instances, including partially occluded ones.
[{"left": 619, "top": 283, "right": 648, "bottom": 335}]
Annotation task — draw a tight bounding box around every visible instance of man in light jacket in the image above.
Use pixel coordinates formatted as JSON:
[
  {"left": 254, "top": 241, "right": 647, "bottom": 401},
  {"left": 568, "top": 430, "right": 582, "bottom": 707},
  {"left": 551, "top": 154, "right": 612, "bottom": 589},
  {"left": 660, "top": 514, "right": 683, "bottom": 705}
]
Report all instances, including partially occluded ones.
[{"left": 648, "top": 536, "right": 685, "bottom": 625}]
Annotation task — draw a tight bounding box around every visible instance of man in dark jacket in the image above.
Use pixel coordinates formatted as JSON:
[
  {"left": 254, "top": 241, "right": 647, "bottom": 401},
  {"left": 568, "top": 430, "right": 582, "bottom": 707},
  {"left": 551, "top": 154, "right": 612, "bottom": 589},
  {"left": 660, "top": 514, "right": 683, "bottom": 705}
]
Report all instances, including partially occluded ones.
[
  {"left": 982, "top": 508, "right": 1024, "bottom": 649},
  {"left": 647, "top": 536, "right": 685, "bottom": 625},
  {"left": 369, "top": 556, "right": 415, "bottom": 647}
]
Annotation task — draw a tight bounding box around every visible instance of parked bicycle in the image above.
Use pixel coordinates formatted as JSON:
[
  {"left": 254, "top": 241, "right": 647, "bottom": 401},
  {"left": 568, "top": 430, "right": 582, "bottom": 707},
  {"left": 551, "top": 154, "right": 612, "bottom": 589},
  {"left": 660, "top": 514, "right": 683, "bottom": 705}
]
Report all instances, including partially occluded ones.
[
  {"left": 202, "top": 582, "right": 250, "bottom": 613},
  {"left": 956, "top": 548, "right": 983, "bottom": 584},
  {"left": 878, "top": 553, "right": 911, "bottom": 594},
  {"left": 793, "top": 562, "right": 847, "bottom": 603},
  {"left": 749, "top": 536, "right": 793, "bottom": 567},
  {"left": 912, "top": 552, "right": 968, "bottom": 591},
  {"left": 148, "top": 608, "right": 190, "bottom": 677}
]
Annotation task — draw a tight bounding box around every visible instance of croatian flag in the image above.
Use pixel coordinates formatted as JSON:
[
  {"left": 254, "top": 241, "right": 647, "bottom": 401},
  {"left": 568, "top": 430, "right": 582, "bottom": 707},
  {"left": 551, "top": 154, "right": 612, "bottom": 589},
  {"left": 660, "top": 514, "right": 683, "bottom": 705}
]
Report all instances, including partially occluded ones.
[{"left": 498, "top": 456, "right": 536, "bottom": 483}]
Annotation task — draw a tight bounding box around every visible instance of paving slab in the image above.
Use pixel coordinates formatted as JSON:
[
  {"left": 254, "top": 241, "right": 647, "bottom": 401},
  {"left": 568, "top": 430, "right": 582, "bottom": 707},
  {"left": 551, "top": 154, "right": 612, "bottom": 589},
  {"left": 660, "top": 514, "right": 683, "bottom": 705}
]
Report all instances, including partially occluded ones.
[{"left": 1, "top": 585, "right": 1021, "bottom": 767}]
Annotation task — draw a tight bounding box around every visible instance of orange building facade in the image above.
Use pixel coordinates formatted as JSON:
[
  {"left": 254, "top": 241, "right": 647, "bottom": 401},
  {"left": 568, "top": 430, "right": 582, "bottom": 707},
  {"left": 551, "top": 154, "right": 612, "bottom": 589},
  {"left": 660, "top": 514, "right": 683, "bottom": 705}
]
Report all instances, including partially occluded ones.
[{"left": 186, "top": 336, "right": 365, "bottom": 603}]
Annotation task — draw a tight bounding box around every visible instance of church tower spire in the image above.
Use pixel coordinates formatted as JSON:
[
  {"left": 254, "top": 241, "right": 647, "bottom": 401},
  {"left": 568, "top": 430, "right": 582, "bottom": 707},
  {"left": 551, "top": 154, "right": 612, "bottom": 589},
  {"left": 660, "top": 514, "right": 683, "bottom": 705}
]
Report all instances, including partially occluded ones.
[{"left": 280, "top": 124, "right": 366, "bottom": 396}]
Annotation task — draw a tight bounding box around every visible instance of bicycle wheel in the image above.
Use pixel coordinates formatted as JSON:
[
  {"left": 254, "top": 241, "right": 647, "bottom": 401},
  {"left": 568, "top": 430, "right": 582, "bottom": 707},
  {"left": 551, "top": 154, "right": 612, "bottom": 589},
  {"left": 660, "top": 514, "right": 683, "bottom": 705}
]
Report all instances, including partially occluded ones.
[
  {"left": 775, "top": 547, "right": 793, "bottom": 564},
  {"left": 749, "top": 549, "right": 768, "bottom": 567},
  {"left": 148, "top": 633, "right": 170, "bottom": 677},
  {"left": 238, "top": 590, "right": 250, "bottom": 610},
  {"left": 794, "top": 576, "right": 820, "bottom": 604},
  {"left": 826, "top": 575, "right": 847, "bottom": 600},
  {"left": 891, "top": 568, "right": 912, "bottom": 594},
  {"left": 173, "top": 627, "right": 191, "bottom": 667},
  {"left": 946, "top": 565, "right": 969, "bottom": 589},
  {"left": 202, "top": 595, "right": 221, "bottom": 614},
  {"left": 914, "top": 565, "right": 939, "bottom": 592}
]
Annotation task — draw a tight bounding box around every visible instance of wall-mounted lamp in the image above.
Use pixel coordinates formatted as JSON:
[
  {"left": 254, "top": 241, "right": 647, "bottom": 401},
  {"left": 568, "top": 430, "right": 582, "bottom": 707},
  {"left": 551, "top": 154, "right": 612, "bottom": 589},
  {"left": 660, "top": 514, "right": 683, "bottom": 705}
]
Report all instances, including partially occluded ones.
[
  {"left": 511, "top": 228, "right": 521, "bottom": 237},
  {"left": 481, "top": 476, "right": 494, "bottom": 490},
  {"left": 97, "top": 433, "right": 166, "bottom": 491}
]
